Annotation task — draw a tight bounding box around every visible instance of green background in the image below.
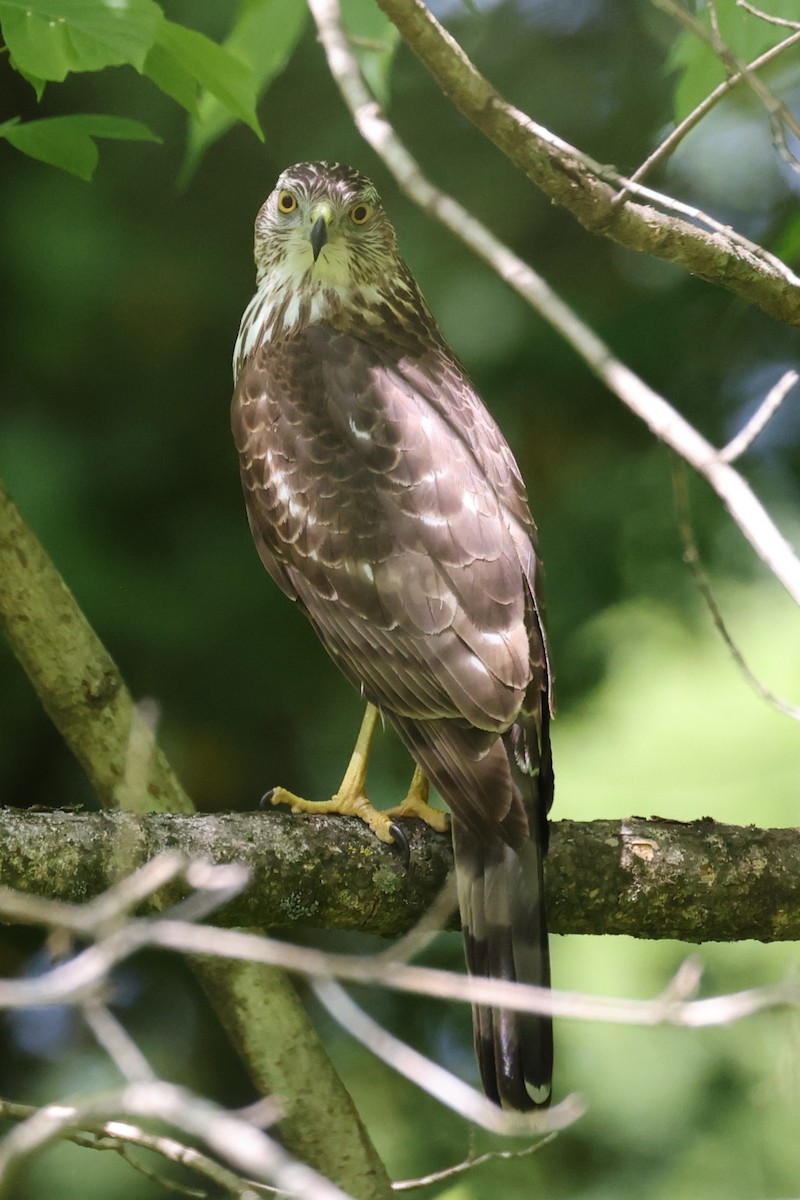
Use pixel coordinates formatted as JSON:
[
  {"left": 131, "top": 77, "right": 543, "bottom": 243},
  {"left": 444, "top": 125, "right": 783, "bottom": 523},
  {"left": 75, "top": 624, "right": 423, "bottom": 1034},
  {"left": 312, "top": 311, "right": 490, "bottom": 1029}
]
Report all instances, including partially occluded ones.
[{"left": 1, "top": 2, "right": 799, "bottom": 1197}]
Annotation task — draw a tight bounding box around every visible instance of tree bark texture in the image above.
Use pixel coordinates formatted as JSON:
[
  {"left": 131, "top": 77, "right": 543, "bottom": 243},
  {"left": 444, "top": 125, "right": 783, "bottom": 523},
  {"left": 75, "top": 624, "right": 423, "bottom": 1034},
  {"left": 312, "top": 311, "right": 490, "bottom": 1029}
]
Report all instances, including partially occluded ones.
[{"left": 1, "top": 809, "right": 798, "bottom": 943}]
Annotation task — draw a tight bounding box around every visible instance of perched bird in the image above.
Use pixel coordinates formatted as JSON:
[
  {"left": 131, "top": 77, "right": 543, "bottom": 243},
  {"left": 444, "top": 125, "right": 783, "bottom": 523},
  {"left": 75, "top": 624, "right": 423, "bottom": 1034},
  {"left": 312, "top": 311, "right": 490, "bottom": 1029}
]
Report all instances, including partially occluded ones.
[{"left": 232, "top": 161, "right": 554, "bottom": 1110}]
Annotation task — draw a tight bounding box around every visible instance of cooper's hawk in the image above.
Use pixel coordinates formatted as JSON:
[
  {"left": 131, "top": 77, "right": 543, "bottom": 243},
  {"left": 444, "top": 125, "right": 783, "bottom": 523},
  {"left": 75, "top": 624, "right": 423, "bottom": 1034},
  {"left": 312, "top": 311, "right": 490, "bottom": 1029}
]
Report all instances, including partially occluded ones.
[{"left": 232, "top": 161, "right": 554, "bottom": 1111}]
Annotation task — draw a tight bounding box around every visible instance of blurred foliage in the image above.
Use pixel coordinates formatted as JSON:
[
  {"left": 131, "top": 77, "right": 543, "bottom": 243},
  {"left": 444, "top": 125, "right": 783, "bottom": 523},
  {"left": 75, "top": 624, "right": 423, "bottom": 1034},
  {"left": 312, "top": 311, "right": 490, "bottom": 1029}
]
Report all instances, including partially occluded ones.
[
  {"left": 667, "top": 0, "right": 800, "bottom": 120},
  {"left": 1, "top": 0, "right": 799, "bottom": 1197}
]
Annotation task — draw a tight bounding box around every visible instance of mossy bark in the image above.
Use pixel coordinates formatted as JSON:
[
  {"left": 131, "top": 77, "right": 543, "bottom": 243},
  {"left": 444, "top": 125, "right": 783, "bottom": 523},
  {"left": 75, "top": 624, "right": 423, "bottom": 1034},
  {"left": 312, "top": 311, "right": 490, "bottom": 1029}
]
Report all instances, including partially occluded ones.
[{"left": 2, "top": 809, "right": 799, "bottom": 943}]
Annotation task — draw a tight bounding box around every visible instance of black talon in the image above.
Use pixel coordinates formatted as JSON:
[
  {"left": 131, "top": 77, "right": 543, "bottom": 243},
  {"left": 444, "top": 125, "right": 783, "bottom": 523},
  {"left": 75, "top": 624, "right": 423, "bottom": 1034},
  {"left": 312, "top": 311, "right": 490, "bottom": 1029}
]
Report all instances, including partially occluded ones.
[
  {"left": 389, "top": 822, "right": 410, "bottom": 865},
  {"left": 259, "top": 789, "right": 275, "bottom": 809}
]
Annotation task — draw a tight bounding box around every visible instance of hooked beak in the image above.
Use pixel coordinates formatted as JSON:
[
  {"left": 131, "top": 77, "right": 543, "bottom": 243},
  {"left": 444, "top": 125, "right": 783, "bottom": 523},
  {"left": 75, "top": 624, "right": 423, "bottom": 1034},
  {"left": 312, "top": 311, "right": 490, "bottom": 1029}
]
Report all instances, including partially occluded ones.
[{"left": 310, "top": 214, "right": 329, "bottom": 263}]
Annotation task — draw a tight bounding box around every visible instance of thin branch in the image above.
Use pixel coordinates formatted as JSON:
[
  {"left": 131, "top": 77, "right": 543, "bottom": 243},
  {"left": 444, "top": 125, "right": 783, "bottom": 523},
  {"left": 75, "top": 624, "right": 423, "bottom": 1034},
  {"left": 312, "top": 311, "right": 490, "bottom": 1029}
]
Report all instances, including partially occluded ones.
[
  {"left": 81, "top": 999, "right": 158, "bottom": 1083},
  {"left": 655, "top": 0, "right": 800, "bottom": 170},
  {"left": 392, "top": 1135, "right": 558, "bottom": 1192},
  {"left": 128, "top": 924, "right": 800, "bottom": 1028},
  {"left": 1, "top": 875, "right": 798, "bottom": 1030},
  {"left": 1, "top": 868, "right": 799, "bottom": 1152},
  {"left": 0, "top": 1099, "right": 270, "bottom": 1200},
  {"left": 370, "top": 0, "right": 800, "bottom": 328},
  {"left": 311, "top": 979, "right": 584, "bottom": 1136},
  {"left": 308, "top": 0, "right": 800, "bottom": 608},
  {"left": 718, "top": 369, "right": 798, "bottom": 463},
  {"left": 671, "top": 457, "right": 800, "bottom": 720},
  {"left": 738, "top": 0, "right": 800, "bottom": 31},
  {"left": 0, "top": 1083, "right": 353, "bottom": 1200},
  {"left": 613, "top": 27, "right": 800, "bottom": 204}
]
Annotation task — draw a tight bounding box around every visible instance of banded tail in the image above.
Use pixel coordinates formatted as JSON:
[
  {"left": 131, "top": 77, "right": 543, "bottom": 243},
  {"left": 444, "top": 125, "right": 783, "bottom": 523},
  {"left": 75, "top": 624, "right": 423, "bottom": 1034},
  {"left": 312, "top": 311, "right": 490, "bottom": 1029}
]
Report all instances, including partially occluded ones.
[{"left": 391, "top": 708, "right": 553, "bottom": 1111}]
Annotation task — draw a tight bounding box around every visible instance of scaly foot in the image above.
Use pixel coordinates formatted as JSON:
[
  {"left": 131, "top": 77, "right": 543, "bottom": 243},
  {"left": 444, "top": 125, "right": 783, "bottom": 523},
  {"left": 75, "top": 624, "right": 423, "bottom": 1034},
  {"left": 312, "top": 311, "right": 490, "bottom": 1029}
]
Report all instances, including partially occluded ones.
[
  {"left": 266, "top": 783, "right": 399, "bottom": 844},
  {"left": 263, "top": 704, "right": 407, "bottom": 853},
  {"left": 384, "top": 765, "right": 450, "bottom": 834}
]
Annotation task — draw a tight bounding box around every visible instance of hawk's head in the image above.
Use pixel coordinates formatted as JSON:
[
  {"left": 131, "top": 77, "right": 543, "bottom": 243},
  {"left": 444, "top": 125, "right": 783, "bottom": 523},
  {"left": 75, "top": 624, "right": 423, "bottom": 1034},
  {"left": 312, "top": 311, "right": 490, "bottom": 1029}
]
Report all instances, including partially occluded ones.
[{"left": 254, "top": 161, "right": 400, "bottom": 289}]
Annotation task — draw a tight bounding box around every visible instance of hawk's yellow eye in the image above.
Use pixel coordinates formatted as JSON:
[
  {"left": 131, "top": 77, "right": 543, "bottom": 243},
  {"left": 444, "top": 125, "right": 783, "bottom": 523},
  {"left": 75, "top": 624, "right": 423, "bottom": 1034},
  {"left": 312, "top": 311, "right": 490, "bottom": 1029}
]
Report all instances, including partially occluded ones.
[
  {"left": 350, "top": 202, "right": 372, "bottom": 225},
  {"left": 278, "top": 190, "right": 298, "bottom": 214}
]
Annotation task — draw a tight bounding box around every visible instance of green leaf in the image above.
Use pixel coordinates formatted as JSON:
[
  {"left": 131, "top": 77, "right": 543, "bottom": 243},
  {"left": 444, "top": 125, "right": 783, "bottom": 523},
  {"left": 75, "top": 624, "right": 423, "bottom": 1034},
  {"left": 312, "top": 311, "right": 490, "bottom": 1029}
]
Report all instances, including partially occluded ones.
[
  {"left": 144, "top": 18, "right": 262, "bottom": 137},
  {"left": 340, "top": 0, "right": 399, "bottom": 106},
  {"left": 142, "top": 35, "right": 200, "bottom": 116},
  {"left": 0, "top": 0, "right": 163, "bottom": 82},
  {"left": 0, "top": 113, "right": 160, "bottom": 179},
  {"left": 182, "top": 0, "right": 306, "bottom": 180},
  {"left": 667, "top": 0, "right": 800, "bottom": 122},
  {"left": 15, "top": 63, "right": 48, "bottom": 99}
]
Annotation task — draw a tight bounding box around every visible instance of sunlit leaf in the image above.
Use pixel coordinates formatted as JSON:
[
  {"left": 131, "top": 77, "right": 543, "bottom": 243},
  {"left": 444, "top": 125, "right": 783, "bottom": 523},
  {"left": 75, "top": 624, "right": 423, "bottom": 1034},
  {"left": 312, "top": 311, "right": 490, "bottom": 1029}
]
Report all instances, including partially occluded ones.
[
  {"left": 15, "top": 63, "right": 47, "bottom": 99},
  {"left": 145, "top": 19, "right": 262, "bottom": 138},
  {"left": 143, "top": 32, "right": 200, "bottom": 116},
  {"left": 0, "top": 0, "right": 163, "bottom": 82},
  {"left": 182, "top": 0, "right": 306, "bottom": 181},
  {"left": 0, "top": 113, "right": 160, "bottom": 179}
]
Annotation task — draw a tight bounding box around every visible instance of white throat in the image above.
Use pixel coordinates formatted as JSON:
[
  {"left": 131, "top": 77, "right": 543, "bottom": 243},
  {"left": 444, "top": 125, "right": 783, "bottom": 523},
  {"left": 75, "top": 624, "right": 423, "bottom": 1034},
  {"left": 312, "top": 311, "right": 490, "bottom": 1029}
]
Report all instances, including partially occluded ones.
[{"left": 233, "top": 242, "right": 384, "bottom": 379}]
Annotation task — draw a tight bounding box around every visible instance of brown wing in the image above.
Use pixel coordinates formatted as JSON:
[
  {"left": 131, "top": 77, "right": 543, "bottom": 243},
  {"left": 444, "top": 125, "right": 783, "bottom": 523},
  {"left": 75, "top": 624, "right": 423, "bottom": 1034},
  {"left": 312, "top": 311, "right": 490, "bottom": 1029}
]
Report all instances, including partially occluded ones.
[
  {"left": 233, "top": 320, "right": 553, "bottom": 1106},
  {"left": 232, "top": 324, "right": 548, "bottom": 834}
]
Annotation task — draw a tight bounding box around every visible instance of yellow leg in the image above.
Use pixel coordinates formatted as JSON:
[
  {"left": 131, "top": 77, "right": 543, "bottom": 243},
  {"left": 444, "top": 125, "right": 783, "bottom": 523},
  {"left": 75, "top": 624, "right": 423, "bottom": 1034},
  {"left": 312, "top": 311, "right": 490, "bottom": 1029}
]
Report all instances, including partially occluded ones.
[
  {"left": 267, "top": 704, "right": 399, "bottom": 844},
  {"left": 384, "top": 765, "right": 450, "bottom": 834}
]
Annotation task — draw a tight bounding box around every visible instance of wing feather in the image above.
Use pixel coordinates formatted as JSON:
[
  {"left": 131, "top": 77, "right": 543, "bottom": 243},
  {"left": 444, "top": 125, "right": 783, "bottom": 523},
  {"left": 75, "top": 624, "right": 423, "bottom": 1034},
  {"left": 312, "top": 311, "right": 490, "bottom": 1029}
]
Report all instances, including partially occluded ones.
[{"left": 232, "top": 323, "right": 542, "bottom": 736}]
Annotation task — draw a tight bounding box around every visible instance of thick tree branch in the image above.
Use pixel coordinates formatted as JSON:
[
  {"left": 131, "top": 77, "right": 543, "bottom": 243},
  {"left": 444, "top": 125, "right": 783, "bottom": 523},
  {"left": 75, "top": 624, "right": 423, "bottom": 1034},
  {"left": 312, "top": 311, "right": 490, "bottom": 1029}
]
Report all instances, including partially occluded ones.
[
  {"left": 1, "top": 810, "right": 798, "bottom": 943},
  {"left": 374, "top": 0, "right": 800, "bottom": 329}
]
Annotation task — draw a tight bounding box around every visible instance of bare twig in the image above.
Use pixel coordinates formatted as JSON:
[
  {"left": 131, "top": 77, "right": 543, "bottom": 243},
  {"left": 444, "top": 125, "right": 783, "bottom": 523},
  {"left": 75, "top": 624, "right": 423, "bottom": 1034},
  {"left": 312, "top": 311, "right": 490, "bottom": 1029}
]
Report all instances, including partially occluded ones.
[
  {"left": 0, "top": 1099, "right": 273, "bottom": 1200},
  {"left": 392, "top": 1135, "right": 558, "bottom": 1192},
  {"left": 718, "top": 369, "right": 798, "bottom": 463},
  {"left": 311, "top": 979, "right": 584, "bottom": 1136},
  {"left": 655, "top": 0, "right": 800, "bottom": 170},
  {"left": 0, "top": 1083, "right": 350, "bottom": 1200},
  {"left": 671, "top": 458, "right": 800, "bottom": 720},
  {"left": 0, "top": 850, "right": 187, "bottom": 933},
  {"left": 613, "top": 27, "right": 800, "bottom": 204},
  {"left": 308, "top": 0, "right": 800, "bottom": 608},
  {"left": 2, "top": 878, "right": 799, "bottom": 1030},
  {"left": 738, "top": 0, "right": 800, "bottom": 31},
  {"left": 81, "top": 999, "right": 157, "bottom": 1082},
  {"left": 139, "top": 925, "right": 800, "bottom": 1028},
  {"left": 3, "top": 1103, "right": 282, "bottom": 1198},
  {"left": 1, "top": 866, "right": 799, "bottom": 1184}
]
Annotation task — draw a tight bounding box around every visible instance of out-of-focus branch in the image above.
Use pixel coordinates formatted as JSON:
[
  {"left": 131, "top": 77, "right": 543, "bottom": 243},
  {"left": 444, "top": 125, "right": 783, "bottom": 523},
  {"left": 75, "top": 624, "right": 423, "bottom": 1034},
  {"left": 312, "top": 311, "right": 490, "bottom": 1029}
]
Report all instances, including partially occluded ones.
[
  {"left": 0, "top": 861, "right": 797, "bottom": 1163},
  {"left": 369, "top": 0, "right": 800, "bottom": 328},
  {"left": 2, "top": 811, "right": 800, "bottom": 942},
  {"left": 0, "top": 1083, "right": 352, "bottom": 1200},
  {"left": 0, "top": 1098, "right": 273, "bottom": 1200},
  {"left": 311, "top": 978, "right": 585, "bottom": 1137},
  {"left": 613, "top": 23, "right": 800, "bottom": 203},
  {"left": 655, "top": 0, "right": 800, "bottom": 171},
  {"left": 1, "top": 874, "right": 798, "bottom": 1031},
  {"left": 718, "top": 369, "right": 798, "bottom": 464},
  {"left": 308, "top": 0, "right": 800, "bottom": 610}
]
